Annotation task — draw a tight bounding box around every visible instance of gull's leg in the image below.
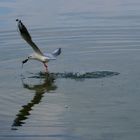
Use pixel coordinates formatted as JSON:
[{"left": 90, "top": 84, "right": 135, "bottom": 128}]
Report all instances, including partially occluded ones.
[{"left": 44, "top": 63, "right": 48, "bottom": 73}]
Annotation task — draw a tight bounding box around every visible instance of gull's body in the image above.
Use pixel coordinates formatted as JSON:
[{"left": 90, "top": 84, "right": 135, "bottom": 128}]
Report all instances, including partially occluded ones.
[{"left": 16, "top": 19, "right": 61, "bottom": 71}]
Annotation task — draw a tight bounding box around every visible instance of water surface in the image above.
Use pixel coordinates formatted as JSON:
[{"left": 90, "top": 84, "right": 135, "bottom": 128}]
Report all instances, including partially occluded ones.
[{"left": 0, "top": 0, "right": 140, "bottom": 140}]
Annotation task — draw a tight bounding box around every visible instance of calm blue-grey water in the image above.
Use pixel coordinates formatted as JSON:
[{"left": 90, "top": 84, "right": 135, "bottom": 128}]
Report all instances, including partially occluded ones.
[{"left": 1, "top": 0, "right": 140, "bottom": 140}]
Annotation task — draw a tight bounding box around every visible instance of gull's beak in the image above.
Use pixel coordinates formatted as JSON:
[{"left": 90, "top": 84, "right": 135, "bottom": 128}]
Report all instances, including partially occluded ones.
[
  {"left": 22, "top": 58, "right": 29, "bottom": 68},
  {"left": 22, "top": 59, "right": 29, "bottom": 64}
]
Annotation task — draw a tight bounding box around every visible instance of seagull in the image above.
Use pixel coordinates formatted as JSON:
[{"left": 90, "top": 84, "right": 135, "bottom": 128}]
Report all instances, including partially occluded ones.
[{"left": 16, "top": 19, "right": 61, "bottom": 72}]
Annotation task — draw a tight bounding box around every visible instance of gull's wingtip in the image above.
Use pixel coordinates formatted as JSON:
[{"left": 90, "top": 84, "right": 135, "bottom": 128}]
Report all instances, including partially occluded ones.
[
  {"left": 57, "top": 48, "right": 61, "bottom": 55},
  {"left": 52, "top": 48, "right": 62, "bottom": 57}
]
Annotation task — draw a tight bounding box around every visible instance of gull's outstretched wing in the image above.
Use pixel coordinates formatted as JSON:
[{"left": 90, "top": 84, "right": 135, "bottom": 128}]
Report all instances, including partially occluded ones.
[
  {"left": 16, "top": 19, "right": 43, "bottom": 55},
  {"left": 44, "top": 48, "right": 61, "bottom": 60}
]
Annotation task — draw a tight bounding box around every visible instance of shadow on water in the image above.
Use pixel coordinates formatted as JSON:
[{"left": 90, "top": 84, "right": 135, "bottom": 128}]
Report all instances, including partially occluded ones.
[
  {"left": 11, "top": 71, "right": 119, "bottom": 130},
  {"left": 11, "top": 73, "right": 57, "bottom": 130}
]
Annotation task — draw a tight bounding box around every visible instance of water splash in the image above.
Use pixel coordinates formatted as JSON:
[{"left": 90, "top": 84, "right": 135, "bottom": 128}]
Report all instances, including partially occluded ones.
[{"left": 29, "top": 71, "right": 120, "bottom": 80}]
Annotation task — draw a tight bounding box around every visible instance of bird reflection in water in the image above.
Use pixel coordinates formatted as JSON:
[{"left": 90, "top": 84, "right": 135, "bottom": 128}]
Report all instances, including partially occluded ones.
[{"left": 11, "top": 73, "right": 57, "bottom": 129}]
